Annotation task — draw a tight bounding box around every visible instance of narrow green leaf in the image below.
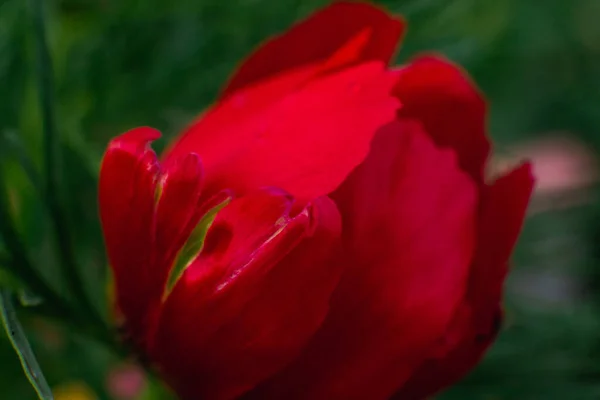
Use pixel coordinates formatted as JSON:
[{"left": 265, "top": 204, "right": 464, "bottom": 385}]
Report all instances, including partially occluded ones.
[
  {"left": 0, "top": 254, "right": 25, "bottom": 292},
  {"left": 0, "top": 130, "right": 43, "bottom": 198},
  {"left": 0, "top": 266, "right": 23, "bottom": 292},
  {"left": 165, "top": 199, "right": 230, "bottom": 296},
  {"left": 29, "top": 0, "right": 58, "bottom": 196},
  {"left": 0, "top": 289, "right": 54, "bottom": 400},
  {"left": 29, "top": 0, "right": 99, "bottom": 324},
  {"left": 0, "top": 173, "right": 66, "bottom": 314}
]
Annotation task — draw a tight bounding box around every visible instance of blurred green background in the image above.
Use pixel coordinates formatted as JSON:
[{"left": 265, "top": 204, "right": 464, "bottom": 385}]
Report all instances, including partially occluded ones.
[{"left": 1, "top": 0, "right": 600, "bottom": 399}]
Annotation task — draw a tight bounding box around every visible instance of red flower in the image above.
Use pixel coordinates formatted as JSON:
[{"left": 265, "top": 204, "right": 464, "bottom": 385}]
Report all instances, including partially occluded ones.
[{"left": 98, "top": 2, "right": 534, "bottom": 400}]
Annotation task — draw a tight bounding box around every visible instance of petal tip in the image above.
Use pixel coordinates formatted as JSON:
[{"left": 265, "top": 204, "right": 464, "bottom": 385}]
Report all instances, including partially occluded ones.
[{"left": 107, "top": 126, "right": 163, "bottom": 157}]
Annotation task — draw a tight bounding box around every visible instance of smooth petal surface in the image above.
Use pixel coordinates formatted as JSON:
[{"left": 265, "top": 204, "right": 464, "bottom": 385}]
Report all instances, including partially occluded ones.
[
  {"left": 469, "top": 162, "right": 535, "bottom": 310},
  {"left": 394, "top": 55, "right": 490, "bottom": 181},
  {"left": 246, "top": 121, "right": 477, "bottom": 400},
  {"left": 392, "top": 305, "right": 502, "bottom": 400},
  {"left": 166, "top": 62, "right": 400, "bottom": 201},
  {"left": 220, "top": 1, "right": 404, "bottom": 98},
  {"left": 151, "top": 190, "right": 343, "bottom": 400},
  {"left": 394, "top": 163, "right": 534, "bottom": 400}
]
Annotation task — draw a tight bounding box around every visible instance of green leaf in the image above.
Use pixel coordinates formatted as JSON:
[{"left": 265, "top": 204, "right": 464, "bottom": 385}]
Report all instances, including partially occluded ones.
[
  {"left": 0, "top": 289, "right": 54, "bottom": 400},
  {"left": 0, "top": 130, "right": 43, "bottom": 197},
  {"left": 0, "top": 267, "right": 23, "bottom": 292},
  {"left": 29, "top": 0, "right": 100, "bottom": 325},
  {"left": 0, "top": 170, "right": 75, "bottom": 322},
  {"left": 164, "top": 199, "right": 230, "bottom": 296}
]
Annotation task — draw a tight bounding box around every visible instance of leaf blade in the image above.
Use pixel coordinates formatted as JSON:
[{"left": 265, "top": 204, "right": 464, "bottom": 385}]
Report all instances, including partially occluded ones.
[{"left": 0, "top": 289, "right": 54, "bottom": 400}]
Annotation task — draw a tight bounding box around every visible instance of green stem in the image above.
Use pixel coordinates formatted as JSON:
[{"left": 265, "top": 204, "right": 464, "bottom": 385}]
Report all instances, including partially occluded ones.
[
  {"left": 1, "top": 289, "right": 54, "bottom": 400},
  {"left": 29, "top": 0, "right": 98, "bottom": 322}
]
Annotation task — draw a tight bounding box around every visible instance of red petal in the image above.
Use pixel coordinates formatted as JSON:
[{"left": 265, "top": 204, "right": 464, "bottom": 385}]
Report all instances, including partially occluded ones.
[
  {"left": 165, "top": 62, "right": 400, "bottom": 201},
  {"left": 221, "top": 1, "right": 404, "bottom": 98},
  {"left": 151, "top": 190, "right": 342, "bottom": 400},
  {"left": 246, "top": 120, "right": 477, "bottom": 400},
  {"left": 392, "top": 306, "right": 503, "bottom": 400},
  {"left": 394, "top": 55, "right": 490, "bottom": 181},
  {"left": 100, "top": 127, "right": 210, "bottom": 348},
  {"left": 393, "top": 163, "right": 534, "bottom": 400},
  {"left": 469, "top": 162, "right": 534, "bottom": 310},
  {"left": 99, "top": 127, "right": 162, "bottom": 340}
]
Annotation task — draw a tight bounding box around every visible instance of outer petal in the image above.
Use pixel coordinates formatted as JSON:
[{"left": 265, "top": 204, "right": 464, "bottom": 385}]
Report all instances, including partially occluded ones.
[
  {"left": 151, "top": 190, "right": 343, "bottom": 400},
  {"left": 99, "top": 127, "right": 162, "bottom": 340},
  {"left": 99, "top": 128, "right": 206, "bottom": 347},
  {"left": 246, "top": 121, "right": 477, "bottom": 400},
  {"left": 394, "top": 55, "right": 490, "bottom": 181},
  {"left": 469, "top": 163, "right": 535, "bottom": 310},
  {"left": 394, "top": 163, "right": 534, "bottom": 400},
  {"left": 166, "top": 62, "right": 400, "bottom": 201},
  {"left": 392, "top": 305, "right": 502, "bottom": 400},
  {"left": 221, "top": 1, "right": 405, "bottom": 98}
]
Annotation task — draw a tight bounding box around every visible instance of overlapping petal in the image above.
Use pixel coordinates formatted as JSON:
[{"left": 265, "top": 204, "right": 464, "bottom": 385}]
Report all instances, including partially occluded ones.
[
  {"left": 166, "top": 61, "right": 400, "bottom": 202},
  {"left": 394, "top": 163, "right": 534, "bottom": 399},
  {"left": 469, "top": 163, "right": 535, "bottom": 309},
  {"left": 245, "top": 120, "right": 478, "bottom": 400},
  {"left": 99, "top": 127, "right": 163, "bottom": 340},
  {"left": 392, "top": 305, "right": 502, "bottom": 400},
  {"left": 150, "top": 191, "right": 343, "bottom": 400},
  {"left": 99, "top": 128, "right": 209, "bottom": 346},
  {"left": 98, "top": 3, "right": 534, "bottom": 400},
  {"left": 394, "top": 55, "right": 490, "bottom": 181},
  {"left": 220, "top": 1, "right": 404, "bottom": 97}
]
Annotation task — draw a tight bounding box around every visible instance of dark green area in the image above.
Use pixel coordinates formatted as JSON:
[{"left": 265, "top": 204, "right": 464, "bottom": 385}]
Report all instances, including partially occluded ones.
[{"left": 1, "top": 0, "right": 599, "bottom": 398}]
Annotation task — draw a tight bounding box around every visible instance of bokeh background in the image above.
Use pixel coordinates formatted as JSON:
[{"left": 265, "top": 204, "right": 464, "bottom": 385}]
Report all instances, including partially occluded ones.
[{"left": 1, "top": 0, "right": 600, "bottom": 399}]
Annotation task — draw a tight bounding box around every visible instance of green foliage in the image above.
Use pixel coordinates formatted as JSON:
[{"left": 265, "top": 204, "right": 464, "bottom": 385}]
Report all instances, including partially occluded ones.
[
  {"left": 0, "top": 0, "right": 599, "bottom": 398},
  {"left": 0, "top": 290, "right": 53, "bottom": 400},
  {"left": 166, "top": 198, "right": 230, "bottom": 295}
]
